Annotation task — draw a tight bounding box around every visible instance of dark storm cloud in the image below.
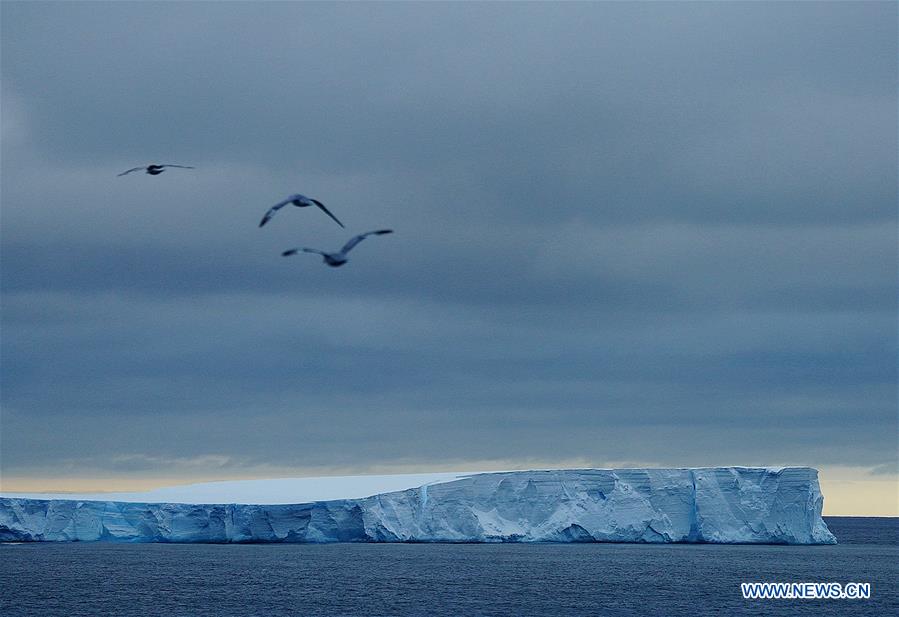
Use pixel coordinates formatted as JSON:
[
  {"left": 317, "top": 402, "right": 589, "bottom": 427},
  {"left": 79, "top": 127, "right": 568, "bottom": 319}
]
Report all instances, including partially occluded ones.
[
  {"left": 4, "top": 2, "right": 894, "bottom": 225},
  {"left": 1, "top": 1, "right": 896, "bottom": 479}
]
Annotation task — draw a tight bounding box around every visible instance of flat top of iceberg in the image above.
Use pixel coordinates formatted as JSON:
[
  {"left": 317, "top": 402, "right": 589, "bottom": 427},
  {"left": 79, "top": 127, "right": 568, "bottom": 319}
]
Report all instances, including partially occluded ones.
[
  {"left": 0, "top": 471, "right": 483, "bottom": 505},
  {"left": 0, "top": 466, "right": 798, "bottom": 506}
]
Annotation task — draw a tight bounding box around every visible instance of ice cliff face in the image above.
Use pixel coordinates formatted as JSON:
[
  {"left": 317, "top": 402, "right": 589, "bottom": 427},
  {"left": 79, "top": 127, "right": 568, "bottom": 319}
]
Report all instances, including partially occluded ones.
[{"left": 0, "top": 467, "right": 836, "bottom": 544}]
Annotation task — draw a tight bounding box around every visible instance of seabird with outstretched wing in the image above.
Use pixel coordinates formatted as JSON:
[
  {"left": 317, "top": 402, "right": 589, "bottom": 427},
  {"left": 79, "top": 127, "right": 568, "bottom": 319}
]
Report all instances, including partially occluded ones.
[
  {"left": 259, "top": 194, "right": 344, "bottom": 228},
  {"left": 117, "top": 164, "right": 194, "bottom": 176},
  {"left": 281, "top": 229, "right": 393, "bottom": 267}
]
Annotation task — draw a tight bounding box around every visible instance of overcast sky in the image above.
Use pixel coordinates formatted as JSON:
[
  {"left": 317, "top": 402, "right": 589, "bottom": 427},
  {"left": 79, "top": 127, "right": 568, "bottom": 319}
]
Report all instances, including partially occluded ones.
[{"left": 1, "top": 2, "right": 896, "bottom": 509}]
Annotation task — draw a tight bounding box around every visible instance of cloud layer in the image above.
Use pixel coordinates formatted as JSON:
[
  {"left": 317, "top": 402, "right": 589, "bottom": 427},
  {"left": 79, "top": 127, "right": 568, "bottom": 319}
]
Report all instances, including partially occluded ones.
[{"left": 1, "top": 2, "right": 896, "bottom": 483}]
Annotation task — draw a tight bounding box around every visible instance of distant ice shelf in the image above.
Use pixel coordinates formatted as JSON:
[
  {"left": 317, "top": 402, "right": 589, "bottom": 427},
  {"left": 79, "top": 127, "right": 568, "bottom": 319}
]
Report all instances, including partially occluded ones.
[{"left": 0, "top": 467, "right": 836, "bottom": 544}]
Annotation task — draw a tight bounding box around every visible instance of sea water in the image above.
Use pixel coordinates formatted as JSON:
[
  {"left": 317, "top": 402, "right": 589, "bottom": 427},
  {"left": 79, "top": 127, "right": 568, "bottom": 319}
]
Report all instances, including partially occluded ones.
[{"left": 1, "top": 517, "right": 895, "bottom": 616}]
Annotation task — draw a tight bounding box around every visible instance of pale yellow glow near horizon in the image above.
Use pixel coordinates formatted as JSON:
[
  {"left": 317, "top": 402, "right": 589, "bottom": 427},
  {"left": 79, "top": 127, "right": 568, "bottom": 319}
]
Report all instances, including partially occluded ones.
[
  {"left": 2, "top": 464, "right": 896, "bottom": 516},
  {"left": 817, "top": 466, "right": 898, "bottom": 517}
]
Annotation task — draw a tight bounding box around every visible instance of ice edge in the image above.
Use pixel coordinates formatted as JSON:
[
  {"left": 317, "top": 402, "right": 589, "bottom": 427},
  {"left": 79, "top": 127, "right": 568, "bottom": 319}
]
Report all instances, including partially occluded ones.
[{"left": 0, "top": 467, "right": 837, "bottom": 545}]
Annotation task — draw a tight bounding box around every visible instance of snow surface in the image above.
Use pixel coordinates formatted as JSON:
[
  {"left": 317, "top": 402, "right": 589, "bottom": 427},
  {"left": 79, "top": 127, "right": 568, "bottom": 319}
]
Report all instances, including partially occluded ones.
[
  {"left": 0, "top": 468, "right": 837, "bottom": 544},
  {"left": 0, "top": 472, "right": 477, "bottom": 505}
]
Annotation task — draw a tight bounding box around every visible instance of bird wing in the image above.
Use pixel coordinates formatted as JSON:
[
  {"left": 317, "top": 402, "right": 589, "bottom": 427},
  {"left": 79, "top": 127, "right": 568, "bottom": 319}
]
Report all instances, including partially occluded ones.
[
  {"left": 259, "top": 197, "right": 293, "bottom": 227},
  {"left": 282, "top": 248, "right": 325, "bottom": 257},
  {"left": 159, "top": 164, "right": 195, "bottom": 169},
  {"left": 117, "top": 167, "right": 144, "bottom": 176},
  {"left": 340, "top": 229, "right": 394, "bottom": 255},
  {"left": 310, "top": 199, "right": 345, "bottom": 228}
]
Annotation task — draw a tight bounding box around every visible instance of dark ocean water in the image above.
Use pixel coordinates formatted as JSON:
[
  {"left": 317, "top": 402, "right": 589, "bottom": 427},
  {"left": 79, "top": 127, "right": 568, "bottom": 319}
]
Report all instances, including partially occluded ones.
[{"left": 1, "top": 517, "right": 895, "bottom": 616}]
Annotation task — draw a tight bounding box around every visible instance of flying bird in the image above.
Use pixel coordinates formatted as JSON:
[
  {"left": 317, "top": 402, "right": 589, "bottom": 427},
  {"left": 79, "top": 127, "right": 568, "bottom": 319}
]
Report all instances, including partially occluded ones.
[
  {"left": 259, "top": 194, "right": 344, "bottom": 228},
  {"left": 282, "top": 229, "right": 394, "bottom": 267},
  {"left": 118, "top": 164, "right": 194, "bottom": 176}
]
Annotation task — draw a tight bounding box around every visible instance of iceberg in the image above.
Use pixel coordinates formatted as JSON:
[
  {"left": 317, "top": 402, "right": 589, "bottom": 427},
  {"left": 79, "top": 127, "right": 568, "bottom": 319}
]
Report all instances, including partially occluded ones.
[{"left": 0, "top": 467, "right": 836, "bottom": 544}]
